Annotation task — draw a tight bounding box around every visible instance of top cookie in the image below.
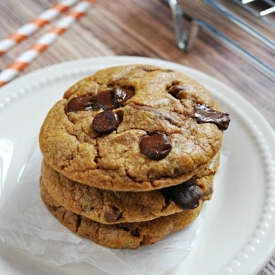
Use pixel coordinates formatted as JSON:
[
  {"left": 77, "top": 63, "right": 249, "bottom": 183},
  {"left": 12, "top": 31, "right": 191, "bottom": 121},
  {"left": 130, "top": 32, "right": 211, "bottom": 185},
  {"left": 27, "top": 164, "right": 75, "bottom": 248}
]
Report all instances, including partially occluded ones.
[{"left": 39, "top": 65, "right": 229, "bottom": 191}]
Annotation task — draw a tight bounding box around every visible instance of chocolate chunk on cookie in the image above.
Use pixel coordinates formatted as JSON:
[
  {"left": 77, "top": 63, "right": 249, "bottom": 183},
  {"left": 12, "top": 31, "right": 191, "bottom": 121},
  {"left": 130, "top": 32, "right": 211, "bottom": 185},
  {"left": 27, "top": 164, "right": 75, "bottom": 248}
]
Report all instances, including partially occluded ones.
[
  {"left": 194, "top": 104, "right": 230, "bottom": 130},
  {"left": 161, "top": 180, "right": 202, "bottom": 210},
  {"left": 139, "top": 132, "right": 172, "bottom": 160},
  {"left": 104, "top": 206, "right": 122, "bottom": 223},
  {"left": 67, "top": 95, "right": 93, "bottom": 112},
  {"left": 92, "top": 110, "right": 120, "bottom": 134}
]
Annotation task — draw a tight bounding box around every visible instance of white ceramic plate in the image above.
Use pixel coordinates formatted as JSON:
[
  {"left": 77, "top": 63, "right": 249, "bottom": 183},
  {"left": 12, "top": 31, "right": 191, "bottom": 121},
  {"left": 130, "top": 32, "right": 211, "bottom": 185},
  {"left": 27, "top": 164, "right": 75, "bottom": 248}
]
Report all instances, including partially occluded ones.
[{"left": 0, "top": 56, "right": 275, "bottom": 275}]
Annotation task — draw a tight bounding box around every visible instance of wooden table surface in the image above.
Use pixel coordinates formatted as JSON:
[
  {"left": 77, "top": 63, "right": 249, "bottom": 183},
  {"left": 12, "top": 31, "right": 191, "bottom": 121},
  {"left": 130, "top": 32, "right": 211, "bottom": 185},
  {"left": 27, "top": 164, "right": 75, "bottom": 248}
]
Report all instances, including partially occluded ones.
[{"left": 0, "top": 0, "right": 275, "bottom": 274}]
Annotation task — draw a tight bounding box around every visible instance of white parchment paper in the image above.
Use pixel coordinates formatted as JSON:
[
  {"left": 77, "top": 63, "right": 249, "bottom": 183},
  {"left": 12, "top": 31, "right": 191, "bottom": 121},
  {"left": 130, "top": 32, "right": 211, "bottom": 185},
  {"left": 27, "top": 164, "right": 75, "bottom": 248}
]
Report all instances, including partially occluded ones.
[{"left": 0, "top": 146, "right": 228, "bottom": 275}]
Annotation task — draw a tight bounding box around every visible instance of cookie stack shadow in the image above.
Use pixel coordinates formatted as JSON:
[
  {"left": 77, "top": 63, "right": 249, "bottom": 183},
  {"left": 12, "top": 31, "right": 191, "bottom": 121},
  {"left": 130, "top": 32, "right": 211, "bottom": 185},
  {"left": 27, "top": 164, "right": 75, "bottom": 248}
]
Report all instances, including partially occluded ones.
[{"left": 39, "top": 65, "right": 230, "bottom": 249}]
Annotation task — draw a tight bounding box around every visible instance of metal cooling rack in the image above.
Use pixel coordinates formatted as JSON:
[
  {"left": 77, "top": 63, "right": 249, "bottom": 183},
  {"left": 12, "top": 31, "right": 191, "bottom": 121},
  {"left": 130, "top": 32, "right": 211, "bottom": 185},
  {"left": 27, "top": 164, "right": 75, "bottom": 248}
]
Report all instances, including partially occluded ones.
[
  {"left": 233, "top": 0, "right": 275, "bottom": 26},
  {"left": 164, "top": 0, "right": 275, "bottom": 80}
]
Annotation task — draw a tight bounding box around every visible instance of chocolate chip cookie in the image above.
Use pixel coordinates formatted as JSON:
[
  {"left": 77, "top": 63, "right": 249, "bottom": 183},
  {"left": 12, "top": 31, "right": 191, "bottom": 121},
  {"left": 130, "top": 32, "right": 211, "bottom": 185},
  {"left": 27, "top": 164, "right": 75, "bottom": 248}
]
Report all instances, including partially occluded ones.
[
  {"left": 41, "top": 153, "right": 219, "bottom": 224},
  {"left": 39, "top": 65, "right": 229, "bottom": 191},
  {"left": 40, "top": 181, "right": 203, "bottom": 249}
]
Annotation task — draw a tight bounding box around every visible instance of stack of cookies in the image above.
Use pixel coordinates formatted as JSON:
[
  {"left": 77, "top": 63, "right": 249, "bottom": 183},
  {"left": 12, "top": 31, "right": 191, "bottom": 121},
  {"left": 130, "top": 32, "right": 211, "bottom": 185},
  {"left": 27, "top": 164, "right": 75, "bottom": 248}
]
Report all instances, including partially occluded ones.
[{"left": 39, "top": 65, "right": 230, "bottom": 249}]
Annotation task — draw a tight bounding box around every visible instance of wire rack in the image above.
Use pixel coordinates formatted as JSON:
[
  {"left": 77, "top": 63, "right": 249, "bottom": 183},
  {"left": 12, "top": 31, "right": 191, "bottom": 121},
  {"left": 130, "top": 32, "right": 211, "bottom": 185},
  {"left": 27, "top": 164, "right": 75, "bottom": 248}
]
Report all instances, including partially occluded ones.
[
  {"left": 163, "top": 0, "right": 275, "bottom": 80},
  {"left": 233, "top": 0, "right": 275, "bottom": 26}
]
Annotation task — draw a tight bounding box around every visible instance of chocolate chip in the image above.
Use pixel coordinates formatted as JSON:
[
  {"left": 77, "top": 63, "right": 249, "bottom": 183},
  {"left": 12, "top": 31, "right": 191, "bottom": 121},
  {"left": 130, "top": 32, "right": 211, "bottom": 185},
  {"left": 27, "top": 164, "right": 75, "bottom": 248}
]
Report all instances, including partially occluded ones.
[
  {"left": 139, "top": 132, "right": 172, "bottom": 160},
  {"left": 67, "top": 95, "right": 93, "bottom": 112},
  {"left": 93, "top": 87, "right": 135, "bottom": 110},
  {"left": 104, "top": 206, "right": 122, "bottom": 222},
  {"left": 92, "top": 110, "right": 120, "bottom": 134},
  {"left": 112, "top": 87, "right": 134, "bottom": 108},
  {"left": 168, "top": 85, "right": 189, "bottom": 98},
  {"left": 161, "top": 180, "right": 202, "bottom": 210},
  {"left": 194, "top": 104, "right": 230, "bottom": 130},
  {"left": 93, "top": 90, "right": 114, "bottom": 110}
]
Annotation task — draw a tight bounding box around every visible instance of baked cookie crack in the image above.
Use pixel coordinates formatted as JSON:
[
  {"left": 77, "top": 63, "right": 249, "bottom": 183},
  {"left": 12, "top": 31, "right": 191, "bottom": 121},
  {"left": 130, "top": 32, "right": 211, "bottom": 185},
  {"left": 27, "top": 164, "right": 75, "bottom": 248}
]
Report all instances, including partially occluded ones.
[
  {"left": 76, "top": 215, "right": 82, "bottom": 230},
  {"left": 127, "top": 103, "right": 185, "bottom": 128}
]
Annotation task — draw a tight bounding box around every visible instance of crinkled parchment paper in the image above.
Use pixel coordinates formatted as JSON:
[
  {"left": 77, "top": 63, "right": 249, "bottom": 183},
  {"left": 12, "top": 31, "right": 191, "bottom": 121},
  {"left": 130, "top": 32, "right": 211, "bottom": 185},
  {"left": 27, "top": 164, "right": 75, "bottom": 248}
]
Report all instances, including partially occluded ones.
[{"left": 0, "top": 145, "right": 228, "bottom": 275}]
